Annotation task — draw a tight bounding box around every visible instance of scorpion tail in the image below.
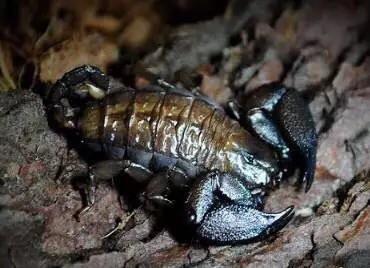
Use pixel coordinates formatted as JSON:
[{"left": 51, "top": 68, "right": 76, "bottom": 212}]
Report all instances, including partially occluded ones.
[
  {"left": 196, "top": 204, "right": 294, "bottom": 245},
  {"left": 46, "top": 65, "right": 109, "bottom": 129},
  {"left": 47, "top": 65, "right": 109, "bottom": 105}
]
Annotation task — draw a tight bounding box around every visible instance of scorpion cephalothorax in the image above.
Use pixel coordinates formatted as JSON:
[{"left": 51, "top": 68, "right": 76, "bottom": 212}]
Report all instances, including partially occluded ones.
[{"left": 47, "top": 65, "right": 317, "bottom": 245}]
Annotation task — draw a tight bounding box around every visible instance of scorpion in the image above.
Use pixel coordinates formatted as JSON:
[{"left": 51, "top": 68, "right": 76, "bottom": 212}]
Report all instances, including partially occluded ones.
[{"left": 46, "top": 65, "right": 317, "bottom": 245}]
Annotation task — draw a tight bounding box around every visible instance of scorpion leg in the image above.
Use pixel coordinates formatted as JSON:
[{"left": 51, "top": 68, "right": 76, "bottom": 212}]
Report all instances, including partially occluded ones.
[
  {"left": 78, "top": 160, "right": 152, "bottom": 216},
  {"left": 77, "top": 160, "right": 132, "bottom": 217},
  {"left": 144, "top": 172, "right": 175, "bottom": 209},
  {"left": 185, "top": 171, "right": 294, "bottom": 244},
  {"left": 144, "top": 167, "right": 189, "bottom": 209},
  {"left": 100, "top": 161, "right": 153, "bottom": 239},
  {"left": 105, "top": 167, "right": 189, "bottom": 239},
  {"left": 81, "top": 159, "right": 153, "bottom": 238},
  {"left": 241, "top": 84, "right": 317, "bottom": 191}
]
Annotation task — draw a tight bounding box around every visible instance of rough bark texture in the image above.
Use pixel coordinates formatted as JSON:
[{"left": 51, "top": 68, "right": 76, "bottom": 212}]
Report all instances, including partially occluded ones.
[{"left": 1, "top": 1, "right": 370, "bottom": 267}]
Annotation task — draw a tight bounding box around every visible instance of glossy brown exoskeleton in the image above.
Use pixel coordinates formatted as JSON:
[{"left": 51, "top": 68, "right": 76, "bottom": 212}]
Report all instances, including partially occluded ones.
[{"left": 47, "top": 65, "right": 317, "bottom": 245}]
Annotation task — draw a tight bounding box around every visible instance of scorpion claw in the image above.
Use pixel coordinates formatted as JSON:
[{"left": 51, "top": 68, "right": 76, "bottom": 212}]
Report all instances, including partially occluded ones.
[
  {"left": 240, "top": 84, "right": 317, "bottom": 191},
  {"left": 274, "top": 88, "right": 317, "bottom": 192},
  {"left": 301, "top": 162, "right": 315, "bottom": 192},
  {"left": 196, "top": 204, "right": 294, "bottom": 245}
]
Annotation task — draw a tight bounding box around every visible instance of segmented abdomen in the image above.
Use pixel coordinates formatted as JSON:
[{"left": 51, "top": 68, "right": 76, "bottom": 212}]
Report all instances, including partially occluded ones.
[{"left": 79, "top": 88, "right": 241, "bottom": 170}]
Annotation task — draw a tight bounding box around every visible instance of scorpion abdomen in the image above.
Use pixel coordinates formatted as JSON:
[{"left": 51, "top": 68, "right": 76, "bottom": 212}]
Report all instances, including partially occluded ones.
[{"left": 78, "top": 87, "right": 271, "bottom": 178}]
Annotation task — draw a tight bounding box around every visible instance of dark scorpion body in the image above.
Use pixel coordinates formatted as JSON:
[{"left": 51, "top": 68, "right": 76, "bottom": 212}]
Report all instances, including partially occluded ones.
[{"left": 47, "top": 65, "right": 317, "bottom": 245}]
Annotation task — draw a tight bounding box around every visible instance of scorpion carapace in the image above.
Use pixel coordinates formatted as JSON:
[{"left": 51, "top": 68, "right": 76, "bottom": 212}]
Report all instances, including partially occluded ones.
[{"left": 47, "top": 65, "right": 317, "bottom": 245}]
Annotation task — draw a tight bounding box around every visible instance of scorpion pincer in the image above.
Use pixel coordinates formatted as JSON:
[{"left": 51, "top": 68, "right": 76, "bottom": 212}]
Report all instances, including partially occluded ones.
[{"left": 46, "top": 65, "right": 317, "bottom": 245}]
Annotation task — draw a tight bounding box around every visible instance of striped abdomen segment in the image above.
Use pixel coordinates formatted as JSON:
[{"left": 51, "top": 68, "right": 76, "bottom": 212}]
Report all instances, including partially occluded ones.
[{"left": 79, "top": 89, "right": 240, "bottom": 169}]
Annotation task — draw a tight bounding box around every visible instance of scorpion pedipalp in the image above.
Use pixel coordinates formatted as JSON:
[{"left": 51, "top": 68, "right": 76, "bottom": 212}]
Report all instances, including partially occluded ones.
[
  {"left": 239, "top": 83, "right": 317, "bottom": 192},
  {"left": 184, "top": 171, "right": 294, "bottom": 244},
  {"left": 196, "top": 204, "right": 294, "bottom": 244}
]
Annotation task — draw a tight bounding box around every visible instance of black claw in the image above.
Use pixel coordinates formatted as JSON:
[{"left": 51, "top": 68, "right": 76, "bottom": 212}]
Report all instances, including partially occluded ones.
[
  {"left": 196, "top": 204, "right": 294, "bottom": 245},
  {"left": 241, "top": 84, "right": 317, "bottom": 191},
  {"left": 275, "top": 88, "right": 317, "bottom": 191},
  {"left": 301, "top": 152, "right": 316, "bottom": 192}
]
